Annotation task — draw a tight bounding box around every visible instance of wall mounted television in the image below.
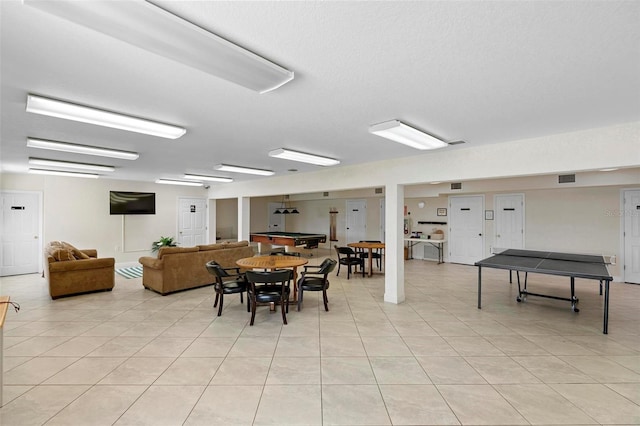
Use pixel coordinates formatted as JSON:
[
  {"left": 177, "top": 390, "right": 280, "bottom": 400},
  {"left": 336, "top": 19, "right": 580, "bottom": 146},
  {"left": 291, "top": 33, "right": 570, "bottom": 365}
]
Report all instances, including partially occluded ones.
[{"left": 110, "top": 191, "right": 156, "bottom": 215}]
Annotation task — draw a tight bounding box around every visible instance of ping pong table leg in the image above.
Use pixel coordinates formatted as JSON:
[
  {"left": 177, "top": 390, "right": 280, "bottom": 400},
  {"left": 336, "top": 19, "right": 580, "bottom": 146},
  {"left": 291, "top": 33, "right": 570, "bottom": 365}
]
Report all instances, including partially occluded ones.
[
  {"left": 509, "top": 270, "right": 512, "bottom": 284},
  {"left": 515, "top": 271, "right": 527, "bottom": 302},
  {"left": 570, "top": 277, "right": 579, "bottom": 313},
  {"left": 599, "top": 280, "right": 603, "bottom": 296},
  {"left": 477, "top": 266, "right": 482, "bottom": 309},
  {"left": 603, "top": 280, "right": 610, "bottom": 334}
]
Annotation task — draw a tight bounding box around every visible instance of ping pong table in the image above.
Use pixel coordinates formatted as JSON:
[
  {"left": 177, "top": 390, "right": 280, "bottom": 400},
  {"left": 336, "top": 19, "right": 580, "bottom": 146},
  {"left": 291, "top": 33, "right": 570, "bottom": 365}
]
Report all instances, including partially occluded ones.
[{"left": 475, "top": 249, "right": 614, "bottom": 334}]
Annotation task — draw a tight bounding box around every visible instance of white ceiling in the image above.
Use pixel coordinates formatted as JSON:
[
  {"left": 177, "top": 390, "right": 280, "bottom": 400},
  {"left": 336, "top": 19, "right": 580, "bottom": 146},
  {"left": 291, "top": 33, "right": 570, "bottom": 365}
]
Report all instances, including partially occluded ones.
[{"left": 1, "top": 1, "right": 639, "bottom": 184}]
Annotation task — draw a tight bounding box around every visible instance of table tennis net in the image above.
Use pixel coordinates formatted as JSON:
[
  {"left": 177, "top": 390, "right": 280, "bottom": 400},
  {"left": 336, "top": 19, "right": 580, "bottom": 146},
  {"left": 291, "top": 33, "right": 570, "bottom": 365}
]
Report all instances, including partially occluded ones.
[{"left": 492, "top": 248, "right": 615, "bottom": 265}]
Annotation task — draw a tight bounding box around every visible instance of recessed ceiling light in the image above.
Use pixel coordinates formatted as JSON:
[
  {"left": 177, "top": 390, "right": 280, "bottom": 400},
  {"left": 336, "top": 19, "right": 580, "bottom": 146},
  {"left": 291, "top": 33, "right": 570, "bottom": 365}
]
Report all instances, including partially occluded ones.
[
  {"left": 27, "top": 137, "right": 139, "bottom": 160},
  {"left": 268, "top": 148, "right": 340, "bottom": 166},
  {"left": 28, "top": 168, "right": 99, "bottom": 179},
  {"left": 369, "top": 120, "right": 448, "bottom": 150},
  {"left": 26, "top": 94, "right": 186, "bottom": 139},
  {"left": 28, "top": 158, "right": 114, "bottom": 172},
  {"left": 183, "top": 174, "right": 233, "bottom": 183},
  {"left": 24, "top": 1, "right": 294, "bottom": 94},
  {"left": 599, "top": 168, "right": 619, "bottom": 172},
  {"left": 214, "top": 164, "right": 274, "bottom": 176},
  {"left": 155, "top": 179, "right": 203, "bottom": 186}
]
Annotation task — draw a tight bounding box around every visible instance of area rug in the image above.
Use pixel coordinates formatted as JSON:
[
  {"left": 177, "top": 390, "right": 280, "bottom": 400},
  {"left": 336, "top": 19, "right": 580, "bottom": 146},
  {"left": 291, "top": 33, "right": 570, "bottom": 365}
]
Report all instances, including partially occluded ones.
[{"left": 115, "top": 266, "right": 143, "bottom": 279}]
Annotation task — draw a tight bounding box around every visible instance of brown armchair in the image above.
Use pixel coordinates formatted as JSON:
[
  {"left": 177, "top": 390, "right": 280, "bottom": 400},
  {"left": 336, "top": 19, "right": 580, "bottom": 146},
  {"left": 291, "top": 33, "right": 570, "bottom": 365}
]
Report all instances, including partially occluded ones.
[{"left": 44, "top": 241, "right": 115, "bottom": 299}]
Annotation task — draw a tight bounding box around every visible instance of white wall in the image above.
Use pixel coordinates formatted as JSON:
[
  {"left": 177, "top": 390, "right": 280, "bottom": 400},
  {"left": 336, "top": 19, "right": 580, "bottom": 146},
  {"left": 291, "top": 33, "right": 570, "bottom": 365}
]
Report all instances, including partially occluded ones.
[{"left": 1, "top": 173, "right": 207, "bottom": 264}]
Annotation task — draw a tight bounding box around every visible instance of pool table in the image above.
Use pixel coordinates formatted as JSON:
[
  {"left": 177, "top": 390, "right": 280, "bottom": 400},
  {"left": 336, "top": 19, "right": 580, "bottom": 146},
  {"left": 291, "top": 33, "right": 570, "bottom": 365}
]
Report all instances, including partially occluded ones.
[{"left": 250, "top": 232, "right": 327, "bottom": 249}]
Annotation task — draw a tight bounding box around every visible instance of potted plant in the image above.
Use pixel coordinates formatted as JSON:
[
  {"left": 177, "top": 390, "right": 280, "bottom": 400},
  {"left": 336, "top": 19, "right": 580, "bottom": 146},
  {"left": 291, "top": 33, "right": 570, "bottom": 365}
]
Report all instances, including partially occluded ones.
[{"left": 152, "top": 236, "right": 177, "bottom": 253}]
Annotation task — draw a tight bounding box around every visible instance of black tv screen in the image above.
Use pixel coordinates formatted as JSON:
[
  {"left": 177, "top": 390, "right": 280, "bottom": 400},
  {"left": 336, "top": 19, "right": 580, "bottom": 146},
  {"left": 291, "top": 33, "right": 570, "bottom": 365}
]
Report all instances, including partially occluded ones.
[{"left": 110, "top": 191, "right": 156, "bottom": 215}]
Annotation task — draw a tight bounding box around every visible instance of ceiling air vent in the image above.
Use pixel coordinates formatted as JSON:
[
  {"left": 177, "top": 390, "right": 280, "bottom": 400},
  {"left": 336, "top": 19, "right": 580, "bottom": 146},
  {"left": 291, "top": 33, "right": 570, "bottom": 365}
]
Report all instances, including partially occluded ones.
[
  {"left": 451, "top": 182, "right": 462, "bottom": 190},
  {"left": 448, "top": 140, "right": 466, "bottom": 145},
  {"left": 558, "top": 174, "right": 575, "bottom": 184},
  {"left": 323, "top": 192, "right": 329, "bottom": 197},
  {"left": 374, "top": 187, "right": 383, "bottom": 194}
]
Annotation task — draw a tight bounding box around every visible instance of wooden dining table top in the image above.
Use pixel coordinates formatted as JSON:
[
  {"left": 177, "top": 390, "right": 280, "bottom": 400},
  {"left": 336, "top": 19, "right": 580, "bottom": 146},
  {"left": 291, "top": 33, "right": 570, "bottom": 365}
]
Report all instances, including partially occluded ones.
[
  {"left": 236, "top": 255, "right": 308, "bottom": 269},
  {"left": 347, "top": 241, "right": 385, "bottom": 250}
]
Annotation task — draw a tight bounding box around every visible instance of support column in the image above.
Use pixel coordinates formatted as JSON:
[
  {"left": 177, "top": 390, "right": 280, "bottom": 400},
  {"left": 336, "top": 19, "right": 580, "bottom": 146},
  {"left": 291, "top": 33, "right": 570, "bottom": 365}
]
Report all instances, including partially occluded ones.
[
  {"left": 209, "top": 199, "right": 216, "bottom": 243},
  {"left": 384, "top": 183, "right": 405, "bottom": 304},
  {"left": 238, "top": 197, "right": 250, "bottom": 242}
]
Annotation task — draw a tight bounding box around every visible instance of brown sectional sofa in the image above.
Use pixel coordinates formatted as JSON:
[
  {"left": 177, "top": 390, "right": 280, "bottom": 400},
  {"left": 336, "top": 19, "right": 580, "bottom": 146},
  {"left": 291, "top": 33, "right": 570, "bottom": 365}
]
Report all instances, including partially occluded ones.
[
  {"left": 44, "top": 241, "right": 115, "bottom": 299},
  {"left": 138, "top": 240, "right": 255, "bottom": 295}
]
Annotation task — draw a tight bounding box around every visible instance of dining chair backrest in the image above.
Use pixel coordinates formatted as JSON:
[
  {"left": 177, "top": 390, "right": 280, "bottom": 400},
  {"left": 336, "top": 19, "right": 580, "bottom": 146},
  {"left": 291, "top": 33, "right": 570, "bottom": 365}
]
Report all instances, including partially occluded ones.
[
  {"left": 245, "top": 269, "right": 292, "bottom": 286},
  {"left": 205, "top": 260, "right": 228, "bottom": 279},
  {"left": 335, "top": 245, "right": 356, "bottom": 257},
  {"left": 317, "top": 258, "right": 338, "bottom": 275}
]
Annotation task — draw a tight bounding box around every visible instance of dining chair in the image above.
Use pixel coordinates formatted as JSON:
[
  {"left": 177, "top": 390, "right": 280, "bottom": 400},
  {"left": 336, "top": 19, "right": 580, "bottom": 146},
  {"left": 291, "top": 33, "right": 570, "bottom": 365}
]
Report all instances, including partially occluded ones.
[
  {"left": 358, "top": 240, "right": 383, "bottom": 271},
  {"left": 205, "top": 260, "right": 249, "bottom": 317},
  {"left": 334, "top": 245, "right": 365, "bottom": 279},
  {"left": 245, "top": 269, "right": 292, "bottom": 325},
  {"left": 297, "top": 258, "right": 337, "bottom": 311}
]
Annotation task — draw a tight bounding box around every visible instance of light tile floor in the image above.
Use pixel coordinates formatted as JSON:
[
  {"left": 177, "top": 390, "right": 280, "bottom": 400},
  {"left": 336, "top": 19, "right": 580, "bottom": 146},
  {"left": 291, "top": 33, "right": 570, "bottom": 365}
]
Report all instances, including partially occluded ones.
[{"left": 1, "top": 256, "right": 639, "bottom": 425}]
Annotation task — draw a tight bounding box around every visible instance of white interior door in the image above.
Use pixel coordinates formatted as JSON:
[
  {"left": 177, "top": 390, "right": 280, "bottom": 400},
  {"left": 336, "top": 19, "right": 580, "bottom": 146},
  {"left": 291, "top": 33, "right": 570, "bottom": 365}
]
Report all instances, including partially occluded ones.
[
  {"left": 448, "top": 195, "right": 484, "bottom": 265},
  {"left": 178, "top": 198, "right": 207, "bottom": 246},
  {"left": 268, "top": 202, "right": 285, "bottom": 232},
  {"left": 495, "top": 194, "right": 524, "bottom": 251},
  {"left": 1, "top": 191, "right": 41, "bottom": 276},
  {"left": 346, "top": 199, "right": 366, "bottom": 243},
  {"left": 623, "top": 189, "right": 640, "bottom": 284}
]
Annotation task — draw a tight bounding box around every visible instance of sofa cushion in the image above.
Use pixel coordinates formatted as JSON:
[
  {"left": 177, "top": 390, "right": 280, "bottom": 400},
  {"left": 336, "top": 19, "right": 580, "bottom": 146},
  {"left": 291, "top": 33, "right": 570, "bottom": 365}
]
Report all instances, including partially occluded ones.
[
  {"left": 46, "top": 241, "right": 91, "bottom": 261},
  {"left": 48, "top": 248, "right": 75, "bottom": 261},
  {"left": 197, "top": 243, "right": 226, "bottom": 251},
  {"left": 223, "top": 241, "right": 250, "bottom": 248},
  {"left": 157, "top": 246, "right": 199, "bottom": 259},
  {"left": 62, "top": 242, "right": 91, "bottom": 259}
]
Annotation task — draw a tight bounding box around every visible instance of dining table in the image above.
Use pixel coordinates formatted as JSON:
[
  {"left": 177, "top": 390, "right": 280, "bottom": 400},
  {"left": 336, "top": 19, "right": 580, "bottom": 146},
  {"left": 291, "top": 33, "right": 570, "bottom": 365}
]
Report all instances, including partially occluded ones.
[
  {"left": 236, "top": 255, "right": 308, "bottom": 300},
  {"left": 347, "top": 241, "right": 385, "bottom": 277}
]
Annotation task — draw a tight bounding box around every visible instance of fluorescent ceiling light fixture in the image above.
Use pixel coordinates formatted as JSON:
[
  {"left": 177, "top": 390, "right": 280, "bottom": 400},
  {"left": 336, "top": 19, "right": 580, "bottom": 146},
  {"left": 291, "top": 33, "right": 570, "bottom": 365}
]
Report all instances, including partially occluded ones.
[
  {"left": 28, "top": 168, "right": 99, "bottom": 179},
  {"left": 214, "top": 164, "right": 274, "bottom": 176},
  {"left": 599, "top": 168, "right": 619, "bottom": 172},
  {"left": 26, "top": 94, "right": 186, "bottom": 139},
  {"left": 369, "top": 120, "right": 448, "bottom": 150},
  {"left": 268, "top": 148, "right": 340, "bottom": 166},
  {"left": 155, "top": 179, "right": 203, "bottom": 187},
  {"left": 24, "top": 1, "right": 294, "bottom": 94},
  {"left": 28, "top": 158, "right": 114, "bottom": 172},
  {"left": 27, "top": 137, "right": 139, "bottom": 160},
  {"left": 184, "top": 174, "right": 233, "bottom": 183}
]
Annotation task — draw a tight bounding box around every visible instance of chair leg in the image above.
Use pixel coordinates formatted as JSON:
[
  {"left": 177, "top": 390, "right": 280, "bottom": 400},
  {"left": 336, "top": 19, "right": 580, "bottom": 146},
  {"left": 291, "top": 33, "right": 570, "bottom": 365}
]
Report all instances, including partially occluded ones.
[
  {"left": 347, "top": 265, "right": 351, "bottom": 279},
  {"left": 246, "top": 291, "right": 250, "bottom": 312},
  {"left": 297, "top": 285, "right": 302, "bottom": 311},
  {"left": 336, "top": 263, "right": 341, "bottom": 276},
  {"left": 217, "top": 293, "right": 224, "bottom": 316},
  {"left": 213, "top": 292, "right": 220, "bottom": 308},
  {"left": 281, "top": 295, "right": 288, "bottom": 325},
  {"left": 250, "top": 297, "right": 256, "bottom": 326},
  {"left": 322, "top": 288, "right": 329, "bottom": 311}
]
